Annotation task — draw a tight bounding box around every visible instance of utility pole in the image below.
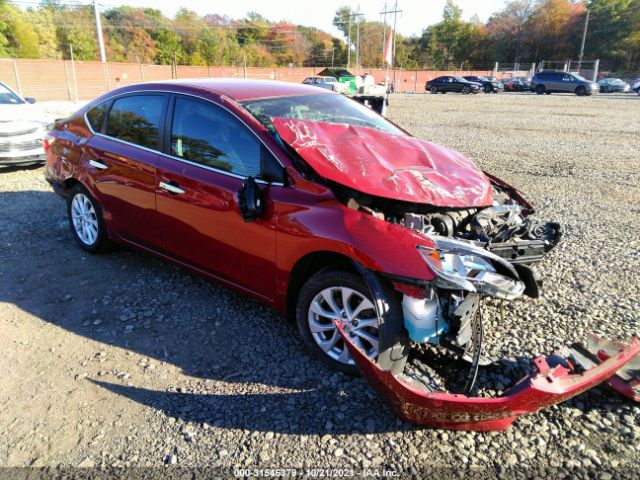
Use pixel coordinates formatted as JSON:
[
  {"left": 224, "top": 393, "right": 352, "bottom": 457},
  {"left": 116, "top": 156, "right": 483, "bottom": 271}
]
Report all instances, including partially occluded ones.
[
  {"left": 380, "top": 2, "right": 402, "bottom": 83},
  {"left": 335, "top": 8, "right": 363, "bottom": 70},
  {"left": 347, "top": 9, "right": 352, "bottom": 68},
  {"left": 331, "top": 48, "right": 335, "bottom": 68},
  {"left": 353, "top": 10, "right": 364, "bottom": 70},
  {"left": 381, "top": 2, "right": 387, "bottom": 67},
  {"left": 93, "top": 0, "right": 106, "bottom": 63},
  {"left": 578, "top": 9, "right": 590, "bottom": 67}
]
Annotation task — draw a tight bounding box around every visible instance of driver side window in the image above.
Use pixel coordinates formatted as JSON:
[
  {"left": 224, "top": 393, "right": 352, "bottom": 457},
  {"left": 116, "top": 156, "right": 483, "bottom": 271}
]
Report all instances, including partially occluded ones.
[{"left": 170, "top": 97, "right": 261, "bottom": 177}]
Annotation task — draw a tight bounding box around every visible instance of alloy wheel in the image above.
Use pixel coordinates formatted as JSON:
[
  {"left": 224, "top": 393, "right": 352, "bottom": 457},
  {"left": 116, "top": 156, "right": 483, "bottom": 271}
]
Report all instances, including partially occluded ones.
[
  {"left": 307, "top": 286, "right": 379, "bottom": 365},
  {"left": 71, "top": 193, "right": 99, "bottom": 246}
]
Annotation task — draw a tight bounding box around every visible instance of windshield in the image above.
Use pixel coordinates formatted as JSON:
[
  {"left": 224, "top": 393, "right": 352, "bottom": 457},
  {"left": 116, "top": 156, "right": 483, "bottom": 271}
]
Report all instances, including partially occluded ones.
[
  {"left": 572, "top": 73, "right": 588, "bottom": 81},
  {"left": 454, "top": 76, "right": 468, "bottom": 82},
  {"left": 0, "top": 83, "right": 24, "bottom": 104},
  {"left": 242, "top": 94, "right": 404, "bottom": 135}
]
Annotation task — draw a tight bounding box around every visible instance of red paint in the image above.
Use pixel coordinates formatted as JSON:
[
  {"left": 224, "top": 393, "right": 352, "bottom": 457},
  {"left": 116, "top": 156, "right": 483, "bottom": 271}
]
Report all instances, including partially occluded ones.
[
  {"left": 273, "top": 117, "right": 494, "bottom": 208},
  {"left": 339, "top": 322, "right": 640, "bottom": 430},
  {"left": 583, "top": 336, "right": 640, "bottom": 403}
]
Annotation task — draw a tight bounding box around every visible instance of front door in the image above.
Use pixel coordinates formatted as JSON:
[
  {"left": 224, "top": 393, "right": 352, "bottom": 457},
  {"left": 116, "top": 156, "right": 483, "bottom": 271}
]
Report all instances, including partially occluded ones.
[{"left": 155, "top": 95, "right": 280, "bottom": 301}]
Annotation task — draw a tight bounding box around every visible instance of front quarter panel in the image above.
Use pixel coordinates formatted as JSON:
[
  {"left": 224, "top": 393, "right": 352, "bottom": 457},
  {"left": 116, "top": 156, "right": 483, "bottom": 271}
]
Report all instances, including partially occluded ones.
[{"left": 273, "top": 184, "right": 436, "bottom": 310}]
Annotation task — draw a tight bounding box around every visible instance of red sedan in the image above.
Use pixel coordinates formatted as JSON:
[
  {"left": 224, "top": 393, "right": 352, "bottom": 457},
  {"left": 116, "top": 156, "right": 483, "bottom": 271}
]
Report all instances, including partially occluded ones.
[{"left": 44, "top": 79, "right": 638, "bottom": 430}]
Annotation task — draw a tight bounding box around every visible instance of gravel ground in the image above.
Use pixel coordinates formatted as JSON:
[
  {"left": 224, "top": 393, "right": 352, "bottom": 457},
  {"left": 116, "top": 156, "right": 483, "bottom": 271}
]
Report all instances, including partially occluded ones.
[{"left": 0, "top": 92, "right": 639, "bottom": 478}]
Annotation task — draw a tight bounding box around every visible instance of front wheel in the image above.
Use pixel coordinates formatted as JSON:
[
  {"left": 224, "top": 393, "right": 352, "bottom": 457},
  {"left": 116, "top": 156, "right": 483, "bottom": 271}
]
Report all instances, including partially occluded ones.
[
  {"left": 461, "top": 86, "right": 470, "bottom": 94},
  {"left": 576, "top": 86, "right": 587, "bottom": 96},
  {"left": 483, "top": 85, "right": 491, "bottom": 93},
  {"left": 66, "top": 184, "right": 112, "bottom": 253},
  {"left": 295, "top": 270, "right": 407, "bottom": 375}
]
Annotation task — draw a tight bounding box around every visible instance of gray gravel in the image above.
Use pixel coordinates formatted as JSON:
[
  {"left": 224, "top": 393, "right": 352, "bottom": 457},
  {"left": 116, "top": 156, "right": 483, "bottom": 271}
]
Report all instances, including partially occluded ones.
[{"left": 0, "top": 92, "right": 639, "bottom": 477}]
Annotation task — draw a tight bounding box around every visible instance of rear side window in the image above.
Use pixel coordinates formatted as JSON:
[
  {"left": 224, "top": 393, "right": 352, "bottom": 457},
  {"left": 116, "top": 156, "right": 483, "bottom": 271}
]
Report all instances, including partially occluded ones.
[
  {"left": 170, "top": 97, "right": 261, "bottom": 177},
  {"left": 106, "top": 95, "right": 164, "bottom": 150},
  {"left": 86, "top": 102, "right": 108, "bottom": 132}
]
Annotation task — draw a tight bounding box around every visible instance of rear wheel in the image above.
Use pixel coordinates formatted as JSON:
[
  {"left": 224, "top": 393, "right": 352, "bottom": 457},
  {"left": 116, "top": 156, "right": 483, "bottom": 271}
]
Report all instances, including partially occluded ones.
[
  {"left": 430, "top": 86, "right": 438, "bottom": 94},
  {"left": 66, "top": 184, "right": 112, "bottom": 253},
  {"left": 296, "top": 270, "right": 407, "bottom": 375},
  {"left": 535, "top": 85, "right": 546, "bottom": 95}
]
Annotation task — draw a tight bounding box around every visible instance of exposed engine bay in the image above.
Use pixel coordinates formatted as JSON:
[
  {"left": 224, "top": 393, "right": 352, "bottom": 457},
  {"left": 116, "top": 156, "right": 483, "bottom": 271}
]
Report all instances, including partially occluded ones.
[{"left": 334, "top": 180, "right": 561, "bottom": 268}]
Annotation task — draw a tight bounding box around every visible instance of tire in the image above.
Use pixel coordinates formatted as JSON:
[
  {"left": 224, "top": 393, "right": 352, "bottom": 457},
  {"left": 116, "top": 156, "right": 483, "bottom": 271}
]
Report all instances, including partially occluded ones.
[
  {"left": 66, "top": 184, "right": 112, "bottom": 253},
  {"left": 576, "top": 86, "right": 587, "bottom": 96},
  {"left": 535, "top": 85, "right": 546, "bottom": 95},
  {"left": 483, "top": 85, "right": 491, "bottom": 93},
  {"left": 545, "top": 91, "right": 552, "bottom": 95},
  {"left": 461, "top": 86, "right": 470, "bottom": 94},
  {"left": 296, "top": 270, "right": 408, "bottom": 375},
  {"left": 430, "top": 86, "right": 438, "bottom": 94}
]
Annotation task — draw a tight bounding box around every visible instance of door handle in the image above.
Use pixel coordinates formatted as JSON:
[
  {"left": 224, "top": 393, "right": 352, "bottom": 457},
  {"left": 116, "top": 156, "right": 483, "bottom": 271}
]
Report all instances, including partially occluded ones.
[
  {"left": 159, "top": 182, "right": 186, "bottom": 195},
  {"left": 89, "top": 159, "right": 108, "bottom": 170}
]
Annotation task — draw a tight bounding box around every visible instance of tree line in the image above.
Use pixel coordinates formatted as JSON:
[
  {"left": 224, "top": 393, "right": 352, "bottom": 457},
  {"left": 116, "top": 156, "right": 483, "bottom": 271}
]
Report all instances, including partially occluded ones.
[{"left": 0, "top": 0, "right": 637, "bottom": 72}]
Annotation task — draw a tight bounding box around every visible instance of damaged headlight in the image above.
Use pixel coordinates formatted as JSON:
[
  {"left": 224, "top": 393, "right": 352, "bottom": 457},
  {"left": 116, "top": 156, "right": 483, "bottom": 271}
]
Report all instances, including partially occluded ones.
[{"left": 417, "top": 237, "right": 525, "bottom": 300}]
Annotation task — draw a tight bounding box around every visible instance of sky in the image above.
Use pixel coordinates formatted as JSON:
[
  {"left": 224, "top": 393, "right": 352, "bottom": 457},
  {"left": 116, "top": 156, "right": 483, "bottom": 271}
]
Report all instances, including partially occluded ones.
[{"left": 98, "top": 0, "right": 508, "bottom": 37}]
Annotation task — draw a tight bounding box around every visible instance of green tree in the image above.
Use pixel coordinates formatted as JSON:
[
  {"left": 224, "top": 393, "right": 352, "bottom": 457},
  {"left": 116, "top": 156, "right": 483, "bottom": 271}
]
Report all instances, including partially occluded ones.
[
  {"left": 25, "top": 7, "right": 59, "bottom": 58},
  {"left": 56, "top": 6, "right": 97, "bottom": 60}
]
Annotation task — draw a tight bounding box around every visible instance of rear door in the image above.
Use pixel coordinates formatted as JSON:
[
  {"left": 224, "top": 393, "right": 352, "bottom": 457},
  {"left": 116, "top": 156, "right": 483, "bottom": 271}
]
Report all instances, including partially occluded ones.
[
  {"left": 84, "top": 93, "right": 168, "bottom": 247},
  {"left": 155, "top": 94, "right": 281, "bottom": 301}
]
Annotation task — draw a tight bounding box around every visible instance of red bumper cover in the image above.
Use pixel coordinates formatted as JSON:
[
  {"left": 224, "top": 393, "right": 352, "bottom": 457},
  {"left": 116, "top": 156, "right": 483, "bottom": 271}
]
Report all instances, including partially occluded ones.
[{"left": 340, "top": 324, "right": 640, "bottom": 431}]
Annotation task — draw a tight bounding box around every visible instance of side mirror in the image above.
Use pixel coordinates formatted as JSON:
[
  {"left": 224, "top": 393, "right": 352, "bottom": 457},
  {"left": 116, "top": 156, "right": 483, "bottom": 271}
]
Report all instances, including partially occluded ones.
[
  {"left": 238, "top": 176, "right": 264, "bottom": 222},
  {"left": 25, "top": 97, "right": 36, "bottom": 104}
]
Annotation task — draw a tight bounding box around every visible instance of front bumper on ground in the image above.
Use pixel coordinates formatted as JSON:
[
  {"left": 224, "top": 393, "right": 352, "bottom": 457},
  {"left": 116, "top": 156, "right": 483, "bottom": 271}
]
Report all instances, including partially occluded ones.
[{"left": 338, "top": 322, "right": 640, "bottom": 431}]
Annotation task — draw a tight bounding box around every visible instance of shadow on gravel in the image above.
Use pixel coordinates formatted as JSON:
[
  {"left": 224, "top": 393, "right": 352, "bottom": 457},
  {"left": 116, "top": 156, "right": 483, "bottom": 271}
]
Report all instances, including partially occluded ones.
[
  {"left": 1, "top": 189, "right": 631, "bottom": 434},
  {"left": 0, "top": 188, "right": 409, "bottom": 434},
  {"left": 91, "top": 380, "right": 404, "bottom": 434},
  {"left": 0, "top": 163, "right": 43, "bottom": 173}
]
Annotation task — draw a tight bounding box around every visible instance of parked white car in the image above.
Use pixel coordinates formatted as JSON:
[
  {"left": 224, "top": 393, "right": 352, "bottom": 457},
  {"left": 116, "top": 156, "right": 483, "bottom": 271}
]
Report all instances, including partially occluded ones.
[{"left": 0, "top": 81, "right": 50, "bottom": 167}]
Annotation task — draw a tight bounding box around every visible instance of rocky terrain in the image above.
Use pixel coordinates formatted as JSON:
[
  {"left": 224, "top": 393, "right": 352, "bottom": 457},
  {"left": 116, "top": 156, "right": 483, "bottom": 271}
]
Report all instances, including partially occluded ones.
[{"left": 0, "top": 92, "right": 638, "bottom": 478}]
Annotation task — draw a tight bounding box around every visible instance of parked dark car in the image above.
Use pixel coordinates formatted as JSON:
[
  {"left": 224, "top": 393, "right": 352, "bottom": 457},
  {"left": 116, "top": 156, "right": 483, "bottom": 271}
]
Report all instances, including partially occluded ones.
[
  {"left": 502, "top": 76, "right": 531, "bottom": 92},
  {"left": 530, "top": 70, "right": 599, "bottom": 96},
  {"left": 426, "top": 76, "right": 482, "bottom": 94},
  {"left": 597, "top": 78, "right": 631, "bottom": 93},
  {"left": 463, "top": 75, "right": 504, "bottom": 93}
]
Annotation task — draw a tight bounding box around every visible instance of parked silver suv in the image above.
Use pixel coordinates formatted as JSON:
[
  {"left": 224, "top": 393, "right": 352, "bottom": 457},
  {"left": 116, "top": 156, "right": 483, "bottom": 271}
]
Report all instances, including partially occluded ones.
[{"left": 530, "top": 71, "right": 599, "bottom": 96}]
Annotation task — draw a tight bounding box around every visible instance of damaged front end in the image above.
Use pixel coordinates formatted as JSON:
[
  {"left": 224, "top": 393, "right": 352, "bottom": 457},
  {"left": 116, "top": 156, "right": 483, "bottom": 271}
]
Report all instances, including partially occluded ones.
[
  {"left": 339, "top": 325, "right": 640, "bottom": 430},
  {"left": 267, "top": 117, "right": 637, "bottom": 429}
]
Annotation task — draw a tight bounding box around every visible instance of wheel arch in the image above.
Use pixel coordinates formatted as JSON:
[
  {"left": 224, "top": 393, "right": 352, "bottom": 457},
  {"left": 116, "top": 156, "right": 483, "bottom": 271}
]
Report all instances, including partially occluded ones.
[{"left": 285, "top": 250, "right": 357, "bottom": 322}]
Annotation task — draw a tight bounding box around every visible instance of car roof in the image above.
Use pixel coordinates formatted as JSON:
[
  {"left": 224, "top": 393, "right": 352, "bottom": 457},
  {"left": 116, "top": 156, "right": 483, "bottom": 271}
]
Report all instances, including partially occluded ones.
[{"left": 127, "top": 78, "right": 335, "bottom": 102}]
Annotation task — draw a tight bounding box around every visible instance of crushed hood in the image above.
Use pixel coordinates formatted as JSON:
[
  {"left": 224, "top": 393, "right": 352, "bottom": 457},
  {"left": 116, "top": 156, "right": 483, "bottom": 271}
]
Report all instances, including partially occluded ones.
[{"left": 272, "top": 117, "right": 494, "bottom": 207}]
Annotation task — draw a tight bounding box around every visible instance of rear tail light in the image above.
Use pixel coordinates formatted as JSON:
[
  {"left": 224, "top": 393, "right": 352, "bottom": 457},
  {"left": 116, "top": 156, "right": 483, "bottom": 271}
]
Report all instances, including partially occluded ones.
[{"left": 43, "top": 134, "right": 55, "bottom": 152}]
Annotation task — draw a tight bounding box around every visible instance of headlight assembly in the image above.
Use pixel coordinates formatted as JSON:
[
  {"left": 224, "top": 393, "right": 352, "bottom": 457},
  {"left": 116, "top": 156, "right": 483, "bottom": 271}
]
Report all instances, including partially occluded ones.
[{"left": 417, "top": 236, "right": 525, "bottom": 300}]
